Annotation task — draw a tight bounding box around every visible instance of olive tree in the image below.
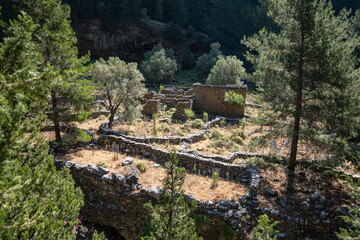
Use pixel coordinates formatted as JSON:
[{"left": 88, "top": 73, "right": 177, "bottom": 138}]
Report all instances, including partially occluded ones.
[{"left": 92, "top": 57, "right": 147, "bottom": 129}]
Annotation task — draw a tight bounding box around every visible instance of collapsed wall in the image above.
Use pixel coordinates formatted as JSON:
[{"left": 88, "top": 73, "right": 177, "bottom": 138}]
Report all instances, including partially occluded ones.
[
  {"left": 193, "top": 83, "right": 247, "bottom": 118},
  {"left": 140, "top": 84, "right": 247, "bottom": 119}
]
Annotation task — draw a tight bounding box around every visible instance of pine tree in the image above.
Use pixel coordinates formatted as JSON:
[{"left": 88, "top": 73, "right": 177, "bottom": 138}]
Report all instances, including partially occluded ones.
[
  {"left": 19, "top": 0, "right": 95, "bottom": 143},
  {"left": 195, "top": 42, "right": 224, "bottom": 78},
  {"left": 206, "top": 56, "right": 246, "bottom": 85},
  {"left": 92, "top": 57, "right": 147, "bottom": 129},
  {"left": 0, "top": 12, "right": 83, "bottom": 239},
  {"left": 142, "top": 152, "right": 201, "bottom": 240},
  {"left": 243, "top": 0, "right": 360, "bottom": 191},
  {"left": 152, "top": 0, "right": 163, "bottom": 21}
]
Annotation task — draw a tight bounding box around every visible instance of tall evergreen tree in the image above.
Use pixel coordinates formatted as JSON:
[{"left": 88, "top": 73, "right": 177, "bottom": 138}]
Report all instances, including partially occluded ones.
[
  {"left": 243, "top": 0, "right": 360, "bottom": 191},
  {"left": 0, "top": 12, "right": 83, "bottom": 239},
  {"left": 142, "top": 152, "right": 201, "bottom": 240},
  {"left": 19, "top": 0, "right": 94, "bottom": 143}
]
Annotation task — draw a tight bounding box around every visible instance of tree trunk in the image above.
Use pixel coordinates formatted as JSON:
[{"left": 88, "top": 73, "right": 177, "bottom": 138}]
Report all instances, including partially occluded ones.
[
  {"left": 108, "top": 110, "right": 115, "bottom": 129},
  {"left": 51, "top": 91, "right": 62, "bottom": 143},
  {"left": 287, "top": 32, "right": 305, "bottom": 192}
]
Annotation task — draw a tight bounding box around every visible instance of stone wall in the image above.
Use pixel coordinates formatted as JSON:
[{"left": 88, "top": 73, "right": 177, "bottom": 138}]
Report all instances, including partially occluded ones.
[
  {"left": 97, "top": 134, "right": 261, "bottom": 188},
  {"left": 193, "top": 83, "right": 247, "bottom": 118},
  {"left": 141, "top": 99, "right": 160, "bottom": 116},
  {"left": 98, "top": 117, "right": 224, "bottom": 145}
]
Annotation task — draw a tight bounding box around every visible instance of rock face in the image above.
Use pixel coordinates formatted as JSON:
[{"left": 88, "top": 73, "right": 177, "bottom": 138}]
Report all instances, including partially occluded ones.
[{"left": 72, "top": 19, "right": 208, "bottom": 65}]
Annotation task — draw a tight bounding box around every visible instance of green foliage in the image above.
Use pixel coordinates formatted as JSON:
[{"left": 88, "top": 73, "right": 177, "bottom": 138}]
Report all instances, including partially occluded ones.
[
  {"left": 19, "top": 0, "right": 95, "bottom": 143},
  {"left": 92, "top": 57, "right": 147, "bottom": 128},
  {"left": 159, "top": 85, "right": 165, "bottom": 93},
  {"left": 195, "top": 42, "right": 224, "bottom": 77},
  {"left": 143, "top": 43, "right": 177, "bottom": 62},
  {"left": 253, "top": 214, "right": 279, "bottom": 240},
  {"left": 210, "top": 128, "right": 223, "bottom": 141},
  {"left": 206, "top": 56, "right": 246, "bottom": 86},
  {"left": 136, "top": 161, "right": 147, "bottom": 173},
  {"left": 153, "top": 114, "right": 158, "bottom": 136},
  {"left": 142, "top": 152, "right": 201, "bottom": 240},
  {"left": 0, "top": 10, "right": 83, "bottom": 239},
  {"left": 336, "top": 178, "right": 360, "bottom": 239},
  {"left": 242, "top": 0, "right": 360, "bottom": 180},
  {"left": 212, "top": 172, "right": 219, "bottom": 188},
  {"left": 92, "top": 231, "right": 107, "bottom": 240},
  {"left": 203, "top": 112, "right": 208, "bottom": 123},
  {"left": 190, "top": 119, "right": 204, "bottom": 129},
  {"left": 225, "top": 91, "right": 245, "bottom": 107},
  {"left": 184, "top": 109, "right": 195, "bottom": 120},
  {"left": 245, "top": 157, "right": 275, "bottom": 170},
  {"left": 97, "top": 161, "right": 108, "bottom": 168},
  {"left": 231, "top": 129, "right": 246, "bottom": 140},
  {"left": 141, "top": 49, "right": 178, "bottom": 85}
]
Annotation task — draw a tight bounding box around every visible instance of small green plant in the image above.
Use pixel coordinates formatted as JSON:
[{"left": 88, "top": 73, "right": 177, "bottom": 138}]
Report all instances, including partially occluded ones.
[
  {"left": 203, "top": 112, "right": 208, "bottom": 122},
  {"left": 245, "top": 157, "right": 276, "bottom": 170},
  {"left": 231, "top": 129, "right": 246, "bottom": 139},
  {"left": 159, "top": 85, "right": 164, "bottom": 93},
  {"left": 136, "top": 161, "right": 147, "bottom": 173},
  {"left": 190, "top": 119, "right": 204, "bottom": 129},
  {"left": 153, "top": 114, "right": 157, "bottom": 136},
  {"left": 184, "top": 109, "right": 195, "bottom": 120},
  {"left": 241, "top": 216, "right": 247, "bottom": 223},
  {"left": 97, "top": 161, "right": 108, "bottom": 168},
  {"left": 113, "top": 153, "right": 119, "bottom": 161},
  {"left": 225, "top": 90, "right": 245, "bottom": 107},
  {"left": 253, "top": 214, "right": 279, "bottom": 240},
  {"left": 241, "top": 120, "right": 246, "bottom": 130},
  {"left": 212, "top": 172, "right": 219, "bottom": 188},
  {"left": 220, "top": 119, "right": 227, "bottom": 127},
  {"left": 210, "top": 128, "right": 223, "bottom": 140}
]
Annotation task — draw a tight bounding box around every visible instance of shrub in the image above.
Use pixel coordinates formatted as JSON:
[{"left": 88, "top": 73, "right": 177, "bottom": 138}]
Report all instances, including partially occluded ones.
[
  {"left": 195, "top": 42, "right": 224, "bottom": 77},
  {"left": 97, "top": 161, "right": 108, "bottom": 168},
  {"left": 210, "top": 128, "right": 223, "bottom": 140},
  {"left": 184, "top": 109, "right": 195, "bottom": 120},
  {"left": 212, "top": 172, "right": 219, "bottom": 188},
  {"left": 225, "top": 91, "right": 245, "bottom": 107},
  {"left": 159, "top": 85, "right": 164, "bottom": 93},
  {"left": 231, "top": 129, "right": 246, "bottom": 139},
  {"left": 140, "top": 49, "right": 178, "bottom": 85},
  {"left": 206, "top": 56, "right": 246, "bottom": 86},
  {"left": 153, "top": 114, "right": 157, "bottom": 136},
  {"left": 245, "top": 157, "right": 275, "bottom": 170},
  {"left": 253, "top": 214, "right": 279, "bottom": 240},
  {"left": 231, "top": 136, "right": 245, "bottom": 145},
  {"left": 190, "top": 119, "right": 204, "bottom": 129},
  {"left": 113, "top": 153, "right": 119, "bottom": 161},
  {"left": 203, "top": 112, "right": 208, "bottom": 122},
  {"left": 136, "top": 161, "right": 147, "bottom": 173}
]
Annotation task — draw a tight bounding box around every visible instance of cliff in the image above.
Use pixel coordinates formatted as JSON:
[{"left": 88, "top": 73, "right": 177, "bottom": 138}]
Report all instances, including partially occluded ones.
[{"left": 72, "top": 18, "right": 209, "bottom": 65}]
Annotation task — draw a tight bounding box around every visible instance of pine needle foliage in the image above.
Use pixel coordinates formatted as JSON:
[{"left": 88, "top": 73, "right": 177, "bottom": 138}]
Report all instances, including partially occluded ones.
[
  {"left": 142, "top": 152, "right": 202, "bottom": 240},
  {"left": 242, "top": 0, "right": 360, "bottom": 190},
  {"left": 0, "top": 11, "right": 83, "bottom": 239}
]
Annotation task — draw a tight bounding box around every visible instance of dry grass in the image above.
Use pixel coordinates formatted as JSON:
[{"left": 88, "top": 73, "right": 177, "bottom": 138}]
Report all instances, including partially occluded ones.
[
  {"left": 58, "top": 149, "right": 248, "bottom": 202},
  {"left": 113, "top": 118, "right": 201, "bottom": 138}
]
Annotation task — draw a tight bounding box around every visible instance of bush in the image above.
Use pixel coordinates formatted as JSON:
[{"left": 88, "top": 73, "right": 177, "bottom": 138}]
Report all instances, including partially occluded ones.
[
  {"left": 195, "top": 42, "right": 224, "bottom": 77},
  {"left": 230, "top": 129, "right": 246, "bottom": 139},
  {"left": 190, "top": 119, "right": 204, "bottom": 129},
  {"left": 136, "top": 161, "right": 147, "bottom": 173},
  {"left": 203, "top": 112, "right": 208, "bottom": 122},
  {"left": 253, "top": 214, "right": 279, "bottom": 240},
  {"left": 97, "top": 161, "right": 108, "bottom": 168},
  {"left": 230, "top": 136, "right": 245, "bottom": 145},
  {"left": 184, "top": 109, "right": 195, "bottom": 120},
  {"left": 210, "top": 128, "right": 223, "bottom": 140},
  {"left": 245, "top": 157, "right": 275, "bottom": 170},
  {"left": 141, "top": 49, "right": 177, "bottom": 85},
  {"left": 225, "top": 91, "right": 245, "bottom": 107},
  {"left": 206, "top": 56, "right": 246, "bottom": 86}
]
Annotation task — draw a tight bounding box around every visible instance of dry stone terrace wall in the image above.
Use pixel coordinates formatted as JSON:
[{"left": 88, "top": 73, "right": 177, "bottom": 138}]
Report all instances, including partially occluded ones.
[
  {"left": 97, "top": 134, "right": 261, "bottom": 190},
  {"left": 193, "top": 83, "right": 247, "bottom": 118},
  {"left": 97, "top": 117, "right": 224, "bottom": 145}
]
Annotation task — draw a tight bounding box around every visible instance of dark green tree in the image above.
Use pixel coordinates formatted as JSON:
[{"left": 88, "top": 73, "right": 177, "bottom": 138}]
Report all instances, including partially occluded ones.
[
  {"left": 19, "top": 0, "right": 95, "bottom": 143},
  {"left": 243, "top": 0, "right": 360, "bottom": 191},
  {"left": 152, "top": 0, "right": 163, "bottom": 21},
  {"left": 142, "top": 152, "right": 201, "bottom": 240},
  {"left": 336, "top": 178, "right": 360, "bottom": 239},
  {"left": 0, "top": 12, "right": 83, "bottom": 239},
  {"left": 195, "top": 42, "right": 224, "bottom": 78}
]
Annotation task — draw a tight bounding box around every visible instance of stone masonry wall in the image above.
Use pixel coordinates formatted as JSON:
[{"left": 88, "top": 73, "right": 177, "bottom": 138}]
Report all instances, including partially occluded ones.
[{"left": 193, "top": 83, "right": 247, "bottom": 118}]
